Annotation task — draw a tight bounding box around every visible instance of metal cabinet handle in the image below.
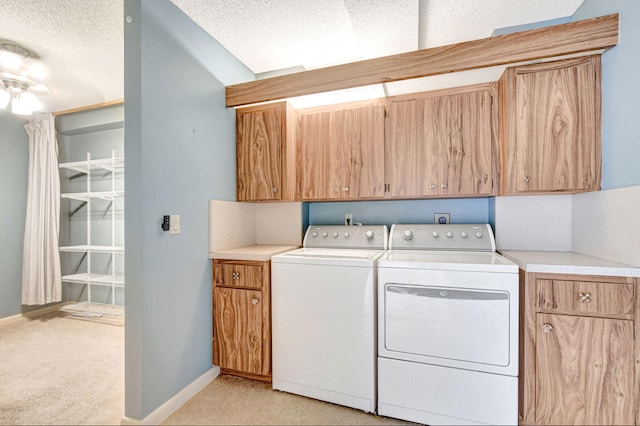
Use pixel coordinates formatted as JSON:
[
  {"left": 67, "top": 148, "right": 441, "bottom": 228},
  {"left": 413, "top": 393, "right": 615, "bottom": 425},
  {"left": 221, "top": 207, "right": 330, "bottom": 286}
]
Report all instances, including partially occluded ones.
[
  {"left": 578, "top": 292, "right": 592, "bottom": 303},
  {"left": 441, "top": 183, "right": 448, "bottom": 189},
  {"left": 542, "top": 323, "right": 554, "bottom": 333},
  {"left": 272, "top": 187, "right": 278, "bottom": 193},
  {"left": 523, "top": 176, "right": 530, "bottom": 184},
  {"left": 342, "top": 186, "right": 350, "bottom": 192},
  {"left": 333, "top": 187, "right": 340, "bottom": 193},
  {"left": 429, "top": 184, "right": 436, "bottom": 189},
  {"left": 251, "top": 297, "right": 259, "bottom": 305},
  {"left": 232, "top": 271, "right": 240, "bottom": 280}
]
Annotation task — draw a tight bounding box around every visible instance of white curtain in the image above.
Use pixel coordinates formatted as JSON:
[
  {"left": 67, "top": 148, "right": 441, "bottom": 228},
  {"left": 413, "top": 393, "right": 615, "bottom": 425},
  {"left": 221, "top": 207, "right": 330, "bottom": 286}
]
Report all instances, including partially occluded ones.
[{"left": 21, "top": 114, "right": 62, "bottom": 305}]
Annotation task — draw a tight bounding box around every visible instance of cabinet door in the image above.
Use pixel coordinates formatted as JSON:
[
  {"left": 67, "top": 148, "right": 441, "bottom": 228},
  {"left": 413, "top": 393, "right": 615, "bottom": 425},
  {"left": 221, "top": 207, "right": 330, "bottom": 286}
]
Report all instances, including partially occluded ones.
[
  {"left": 213, "top": 287, "right": 266, "bottom": 376},
  {"left": 425, "top": 89, "right": 494, "bottom": 196},
  {"left": 386, "top": 98, "right": 432, "bottom": 197},
  {"left": 298, "top": 103, "right": 385, "bottom": 200},
  {"left": 386, "top": 85, "right": 495, "bottom": 198},
  {"left": 535, "top": 313, "right": 634, "bottom": 425},
  {"left": 236, "top": 102, "right": 296, "bottom": 201},
  {"left": 500, "top": 55, "right": 601, "bottom": 194}
]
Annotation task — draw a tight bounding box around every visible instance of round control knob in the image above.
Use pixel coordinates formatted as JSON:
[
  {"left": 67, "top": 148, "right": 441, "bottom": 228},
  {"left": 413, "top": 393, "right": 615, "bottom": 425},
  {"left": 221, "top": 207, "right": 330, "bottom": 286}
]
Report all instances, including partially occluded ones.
[
  {"left": 311, "top": 232, "right": 318, "bottom": 238},
  {"left": 446, "top": 231, "right": 453, "bottom": 238},
  {"left": 460, "top": 232, "right": 468, "bottom": 238},
  {"left": 364, "top": 230, "right": 375, "bottom": 240},
  {"left": 475, "top": 232, "right": 483, "bottom": 238},
  {"left": 322, "top": 232, "right": 328, "bottom": 238},
  {"left": 344, "top": 232, "right": 350, "bottom": 239},
  {"left": 333, "top": 232, "right": 339, "bottom": 238},
  {"left": 402, "top": 230, "right": 414, "bottom": 241},
  {"left": 432, "top": 231, "right": 439, "bottom": 238}
]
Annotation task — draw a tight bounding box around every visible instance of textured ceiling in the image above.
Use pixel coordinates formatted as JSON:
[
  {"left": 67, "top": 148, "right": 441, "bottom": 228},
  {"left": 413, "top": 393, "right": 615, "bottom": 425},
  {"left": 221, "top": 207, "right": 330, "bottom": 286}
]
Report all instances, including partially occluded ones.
[{"left": 0, "top": 0, "right": 584, "bottom": 113}]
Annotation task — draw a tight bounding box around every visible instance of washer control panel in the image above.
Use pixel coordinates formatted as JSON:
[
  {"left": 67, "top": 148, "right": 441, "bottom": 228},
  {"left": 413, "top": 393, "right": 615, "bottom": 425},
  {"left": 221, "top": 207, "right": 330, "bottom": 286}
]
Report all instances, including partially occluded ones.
[
  {"left": 389, "top": 224, "right": 495, "bottom": 251},
  {"left": 303, "top": 225, "right": 388, "bottom": 249}
]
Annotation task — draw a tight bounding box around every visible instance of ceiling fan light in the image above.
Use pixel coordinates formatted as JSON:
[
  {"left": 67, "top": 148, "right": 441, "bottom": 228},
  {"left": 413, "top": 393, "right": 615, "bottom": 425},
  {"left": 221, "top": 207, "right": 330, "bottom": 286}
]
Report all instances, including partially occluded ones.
[
  {"left": 11, "top": 96, "right": 33, "bottom": 115},
  {"left": 0, "top": 86, "right": 9, "bottom": 109},
  {"left": 18, "top": 91, "right": 43, "bottom": 112}
]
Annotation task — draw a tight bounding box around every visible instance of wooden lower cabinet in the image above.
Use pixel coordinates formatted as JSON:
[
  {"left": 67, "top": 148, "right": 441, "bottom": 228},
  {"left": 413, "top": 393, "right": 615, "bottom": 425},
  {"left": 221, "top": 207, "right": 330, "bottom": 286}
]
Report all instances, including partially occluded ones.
[
  {"left": 535, "top": 313, "right": 634, "bottom": 425},
  {"left": 212, "top": 259, "right": 271, "bottom": 382},
  {"left": 520, "top": 272, "right": 639, "bottom": 425}
]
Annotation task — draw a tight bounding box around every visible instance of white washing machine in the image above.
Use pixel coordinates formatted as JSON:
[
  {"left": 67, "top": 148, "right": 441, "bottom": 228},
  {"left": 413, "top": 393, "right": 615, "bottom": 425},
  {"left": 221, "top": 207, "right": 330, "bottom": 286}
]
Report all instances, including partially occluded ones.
[
  {"left": 271, "top": 225, "right": 388, "bottom": 413},
  {"left": 378, "top": 224, "right": 519, "bottom": 425}
]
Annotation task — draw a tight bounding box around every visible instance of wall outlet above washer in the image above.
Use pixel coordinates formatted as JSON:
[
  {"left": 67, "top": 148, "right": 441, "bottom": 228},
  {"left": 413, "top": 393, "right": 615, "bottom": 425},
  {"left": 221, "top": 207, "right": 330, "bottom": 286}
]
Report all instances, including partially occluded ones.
[{"left": 435, "top": 213, "right": 450, "bottom": 224}]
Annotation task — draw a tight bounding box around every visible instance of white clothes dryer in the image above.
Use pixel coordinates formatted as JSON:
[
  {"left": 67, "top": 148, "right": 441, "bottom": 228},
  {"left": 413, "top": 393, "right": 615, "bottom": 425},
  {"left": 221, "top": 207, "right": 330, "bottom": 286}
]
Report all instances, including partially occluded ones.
[{"left": 378, "top": 224, "right": 519, "bottom": 425}]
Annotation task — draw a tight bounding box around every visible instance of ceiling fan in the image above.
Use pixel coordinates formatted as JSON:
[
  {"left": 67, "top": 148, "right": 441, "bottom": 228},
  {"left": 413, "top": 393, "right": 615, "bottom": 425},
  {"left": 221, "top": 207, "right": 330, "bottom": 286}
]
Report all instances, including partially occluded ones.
[{"left": 0, "top": 41, "right": 50, "bottom": 115}]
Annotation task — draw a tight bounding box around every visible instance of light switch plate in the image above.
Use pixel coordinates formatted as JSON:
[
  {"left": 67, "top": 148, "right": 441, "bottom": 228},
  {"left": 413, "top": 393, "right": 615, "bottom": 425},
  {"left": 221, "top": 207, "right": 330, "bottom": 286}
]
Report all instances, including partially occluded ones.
[{"left": 170, "top": 215, "right": 180, "bottom": 234}]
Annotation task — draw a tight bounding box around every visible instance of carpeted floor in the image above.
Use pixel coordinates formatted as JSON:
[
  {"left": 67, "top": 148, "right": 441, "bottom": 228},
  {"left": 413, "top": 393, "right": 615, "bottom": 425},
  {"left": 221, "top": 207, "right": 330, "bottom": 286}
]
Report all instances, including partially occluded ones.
[
  {"left": 0, "top": 311, "right": 409, "bottom": 425},
  {"left": 0, "top": 311, "right": 124, "bottom": 425}
]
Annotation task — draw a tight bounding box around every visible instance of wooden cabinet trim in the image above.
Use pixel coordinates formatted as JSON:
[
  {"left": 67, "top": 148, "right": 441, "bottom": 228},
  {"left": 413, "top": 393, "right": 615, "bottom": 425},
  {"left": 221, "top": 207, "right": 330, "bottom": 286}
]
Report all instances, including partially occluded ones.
[{"left": 226, "top": 14, "right": 618, "bottom": 107}]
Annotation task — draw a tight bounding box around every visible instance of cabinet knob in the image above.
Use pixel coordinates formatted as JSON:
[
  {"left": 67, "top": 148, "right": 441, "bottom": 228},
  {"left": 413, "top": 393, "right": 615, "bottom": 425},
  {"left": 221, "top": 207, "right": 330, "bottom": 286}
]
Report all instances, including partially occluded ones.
[
  {"left": 272, "top": 187, "right": 278, "bottom": 193},
  {"left": 441, "top": 183, "right": 448, "bottom": 189},
  {"left": 429, "top": 184, "right": 436, "bottom": 190},
  {"left": 251, "top": 297, "right": 259, "bottom": 305},
  {"left": 342, "top": 186, "right": 350, "bottom": 192},
  {"left": 578, "top": 292, "right": 592, "bottom": 303},
  {"left": 232, "top": 271, "right": 240, "bottom": 280},
  {"left": 542, "top": 323, "right": 554, "bottom": 333},
  {"left": 523, "top": 176, "right": 530, "bottom": 184},
  {"left": 333, "top": 187, "right": 340, "bottom": 193}
]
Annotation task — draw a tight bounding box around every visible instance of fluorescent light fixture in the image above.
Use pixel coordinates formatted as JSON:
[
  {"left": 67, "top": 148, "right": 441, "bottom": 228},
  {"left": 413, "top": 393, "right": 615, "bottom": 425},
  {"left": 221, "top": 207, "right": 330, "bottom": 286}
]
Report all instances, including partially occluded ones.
[{"left": 288, "top": 84, "right": 386, "bottom": 109}]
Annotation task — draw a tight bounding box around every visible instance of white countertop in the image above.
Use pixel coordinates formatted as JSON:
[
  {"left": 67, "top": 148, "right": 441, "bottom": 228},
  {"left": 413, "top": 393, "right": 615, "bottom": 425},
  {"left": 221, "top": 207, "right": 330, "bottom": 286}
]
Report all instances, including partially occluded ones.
[
  {"left": 500, "top": 250, "right": 640, "bottom": 277},
  {"left": 210, "top": 244, "right": 300, "bottom": 261}
]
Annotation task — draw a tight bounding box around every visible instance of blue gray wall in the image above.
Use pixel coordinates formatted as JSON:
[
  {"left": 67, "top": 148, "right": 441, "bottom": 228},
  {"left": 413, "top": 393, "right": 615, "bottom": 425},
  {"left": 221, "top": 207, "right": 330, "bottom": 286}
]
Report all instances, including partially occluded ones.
[
  {"left": 309, "top": 198, "right": 490, "bottom": 228},
  {"left": 123, "top": 0, "right": 253, "bottom": 419},
  {"left": 0, "top": 112, "right": 29, "bottom": 318},
  {"left": 121, "top": 0, "right": 640, "bottom": 419}
]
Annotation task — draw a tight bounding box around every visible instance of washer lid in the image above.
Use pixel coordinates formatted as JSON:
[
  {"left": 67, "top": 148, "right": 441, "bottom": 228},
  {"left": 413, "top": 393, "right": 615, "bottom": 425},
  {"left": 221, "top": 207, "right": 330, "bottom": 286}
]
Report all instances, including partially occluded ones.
[
  {"left": 272, "top": 247, "right": 386, "bottom": 267},
  {"left": 379, "top": 250, "right": 518, "bottom": 273}
]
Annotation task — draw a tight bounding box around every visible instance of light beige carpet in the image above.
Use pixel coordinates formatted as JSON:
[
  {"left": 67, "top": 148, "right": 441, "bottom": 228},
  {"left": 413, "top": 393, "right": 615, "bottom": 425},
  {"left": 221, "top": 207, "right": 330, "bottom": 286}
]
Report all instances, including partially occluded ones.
[
  {"left": 0, "top": 311, "right": 124, "bottom": 425},
  {"left": 163, "top": 375, "right": 411, "bottom": 425}
]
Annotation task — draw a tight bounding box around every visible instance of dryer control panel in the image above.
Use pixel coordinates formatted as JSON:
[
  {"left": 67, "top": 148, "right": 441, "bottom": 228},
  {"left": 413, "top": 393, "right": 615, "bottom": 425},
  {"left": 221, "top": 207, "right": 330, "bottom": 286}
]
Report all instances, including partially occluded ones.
[
  {"left": 303, "top": 225, "right": 388, "bottom": 249},
  {"left": 389, "top": 224, "right": 496, "bottom": 251}
]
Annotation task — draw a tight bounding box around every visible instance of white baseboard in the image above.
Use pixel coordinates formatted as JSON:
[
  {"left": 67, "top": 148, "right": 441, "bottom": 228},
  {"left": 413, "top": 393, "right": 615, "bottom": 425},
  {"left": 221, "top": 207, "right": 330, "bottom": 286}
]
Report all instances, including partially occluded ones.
[
  {"left": 0, "top": 302, "right": 68, "bottom": 328},
  {"left": 121, "top": 366, "right": 220, "bottom": 425}
]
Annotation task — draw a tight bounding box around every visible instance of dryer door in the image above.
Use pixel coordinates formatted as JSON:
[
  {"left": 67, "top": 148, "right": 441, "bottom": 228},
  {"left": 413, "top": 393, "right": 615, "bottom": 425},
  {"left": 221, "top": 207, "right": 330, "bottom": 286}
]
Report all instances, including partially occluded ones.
[{"left": 378, "top": 268, "right": 518, "bottom": 375}]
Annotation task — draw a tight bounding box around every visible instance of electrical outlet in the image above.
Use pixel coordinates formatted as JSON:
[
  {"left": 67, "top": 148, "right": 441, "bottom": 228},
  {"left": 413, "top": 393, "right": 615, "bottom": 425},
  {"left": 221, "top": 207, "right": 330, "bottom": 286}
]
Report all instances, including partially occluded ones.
[
  {"left": 435, "top": 213, "right": 450, "bottom": 224},
  {"left": 345, "top": 213, "right": 353, "bottom": 226}
]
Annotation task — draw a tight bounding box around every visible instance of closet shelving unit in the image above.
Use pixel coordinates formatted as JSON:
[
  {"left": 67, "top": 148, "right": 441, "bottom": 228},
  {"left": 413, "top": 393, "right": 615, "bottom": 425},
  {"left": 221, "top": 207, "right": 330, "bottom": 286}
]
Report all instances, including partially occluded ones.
[{"left": 59, "top": 150, "right": 124, "bottom": 316}]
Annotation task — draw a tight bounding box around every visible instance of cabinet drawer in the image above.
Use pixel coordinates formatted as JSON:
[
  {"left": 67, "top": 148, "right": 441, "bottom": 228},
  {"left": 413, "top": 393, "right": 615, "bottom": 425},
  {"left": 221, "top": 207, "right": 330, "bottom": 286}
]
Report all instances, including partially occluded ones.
[
  {"left": 536, "top": 279, "right": 634, "bottom": 319},
  {"left": 214, "top": 262, "right": 263, "bottom": 289}
]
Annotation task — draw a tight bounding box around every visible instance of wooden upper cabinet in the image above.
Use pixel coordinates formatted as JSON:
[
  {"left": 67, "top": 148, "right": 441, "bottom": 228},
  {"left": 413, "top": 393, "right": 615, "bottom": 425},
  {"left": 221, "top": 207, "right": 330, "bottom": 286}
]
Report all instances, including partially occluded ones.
[
  {"left": 298, "top": 101, "right": 385, "bottom": 201},
  {"left": 386, "top": 84, "right": 496, "bottom": 198},
  {"left": 499, "top": 55, "right": 602, "bottom": 194},
  {"left": 236, "top": 102, "right": 297, "bottom": 201}
]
